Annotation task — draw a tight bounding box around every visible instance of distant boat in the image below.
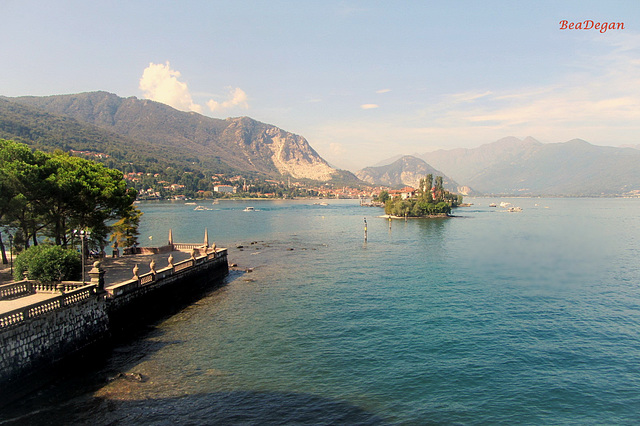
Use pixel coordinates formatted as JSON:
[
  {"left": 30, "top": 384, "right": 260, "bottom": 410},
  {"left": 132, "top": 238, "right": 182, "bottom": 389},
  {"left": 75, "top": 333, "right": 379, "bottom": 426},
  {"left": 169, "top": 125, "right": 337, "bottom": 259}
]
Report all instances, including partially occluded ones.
[
  {"left": 212, "top": 199, "right": 219, "bottom": 204},
  {"left": 489, "top": 203, "right": 497, "bottom": 207},
  {"left": 500, "top": 202, "right": 512, "bottom": 208},
  {"left": 185, "top": 202, "right": 197, "bottom": 205},
  {"left": 194, "top": 205, "right": 207, "bottom": 211},
  {"left": 508, "top": 207, "right": 523, "bottom": 212},
  {"left": 319, "top": 202, "right": 328, "bottom": 206},
  {"left": 243, "top": 207, "right": 255, "bottom": 212}
]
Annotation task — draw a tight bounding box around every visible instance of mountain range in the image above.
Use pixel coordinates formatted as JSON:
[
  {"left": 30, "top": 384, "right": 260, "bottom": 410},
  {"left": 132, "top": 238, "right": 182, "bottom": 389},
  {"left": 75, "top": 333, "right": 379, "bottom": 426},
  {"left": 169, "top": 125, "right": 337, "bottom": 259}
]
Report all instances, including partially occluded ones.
[
  {"left": 1, "top": 91, "right": 639, "bottom": 196},
  {"left": 417, "top": 136, "right": 640, "bottom": 196},
  {"left": 2, "top": 91, "right": 351, "bottom": 182}
]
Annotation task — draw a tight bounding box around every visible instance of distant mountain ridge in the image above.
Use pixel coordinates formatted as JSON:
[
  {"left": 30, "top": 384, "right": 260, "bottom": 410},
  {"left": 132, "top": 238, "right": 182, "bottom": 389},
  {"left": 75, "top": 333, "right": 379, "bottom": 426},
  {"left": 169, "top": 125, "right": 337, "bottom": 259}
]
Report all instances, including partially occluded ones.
[
  {"left": 356, "top": 156, "right": 465, "bottom": 193},
  {"left": 419, "top": 137, "right": 640, "bottom": 196},
  {"left": 8, "top": 91, "right": 341, "bottom": 181}
]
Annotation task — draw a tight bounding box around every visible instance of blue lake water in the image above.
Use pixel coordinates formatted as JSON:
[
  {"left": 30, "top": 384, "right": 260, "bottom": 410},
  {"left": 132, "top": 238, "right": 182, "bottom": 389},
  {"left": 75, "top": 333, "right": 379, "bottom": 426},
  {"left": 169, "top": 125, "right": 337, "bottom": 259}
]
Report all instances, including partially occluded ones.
[{"left": 2, "top": 198, "right": 640, "bottom": 424}]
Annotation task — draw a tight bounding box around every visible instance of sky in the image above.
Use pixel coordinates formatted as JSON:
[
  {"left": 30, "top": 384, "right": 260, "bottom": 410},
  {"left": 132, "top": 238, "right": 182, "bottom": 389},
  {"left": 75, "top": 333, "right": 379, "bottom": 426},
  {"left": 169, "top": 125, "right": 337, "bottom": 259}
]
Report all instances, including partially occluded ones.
[{"left": 2, "top": 1, "right": 639, "bottom": 171}]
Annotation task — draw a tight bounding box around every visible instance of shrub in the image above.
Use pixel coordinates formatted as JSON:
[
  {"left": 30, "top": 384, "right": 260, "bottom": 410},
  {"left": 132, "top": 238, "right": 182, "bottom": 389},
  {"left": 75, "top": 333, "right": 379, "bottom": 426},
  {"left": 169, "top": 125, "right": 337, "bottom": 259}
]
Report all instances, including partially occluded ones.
[{"left": 13, "top": 245, "right": 82, "bottom": 283}]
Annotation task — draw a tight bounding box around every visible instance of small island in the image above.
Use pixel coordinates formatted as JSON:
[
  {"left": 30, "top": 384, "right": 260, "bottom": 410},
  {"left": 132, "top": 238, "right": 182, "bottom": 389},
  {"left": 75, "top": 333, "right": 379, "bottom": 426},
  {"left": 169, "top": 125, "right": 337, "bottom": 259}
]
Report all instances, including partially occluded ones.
[{"left": 373, "top": 175, "right": 463, "bottom": 218}]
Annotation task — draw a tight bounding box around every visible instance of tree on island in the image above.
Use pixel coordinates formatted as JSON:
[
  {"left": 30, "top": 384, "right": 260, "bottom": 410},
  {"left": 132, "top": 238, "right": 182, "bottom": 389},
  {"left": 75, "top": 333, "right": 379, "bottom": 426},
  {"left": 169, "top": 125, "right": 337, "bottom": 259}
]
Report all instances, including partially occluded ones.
[
  {"left": 384, "top": 175, "right": 461, "bottom": 217},
  {"left": 0, "top": 139, "right": 140, "bottom": 263}
]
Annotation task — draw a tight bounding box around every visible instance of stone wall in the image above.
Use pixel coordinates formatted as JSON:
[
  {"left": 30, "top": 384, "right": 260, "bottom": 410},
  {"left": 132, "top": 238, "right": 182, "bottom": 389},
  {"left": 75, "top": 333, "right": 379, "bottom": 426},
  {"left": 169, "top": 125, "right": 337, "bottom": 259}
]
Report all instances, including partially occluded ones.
[
  {"left": 107, "top": 250, "right": 228, "bottom": 329},
  {"left": 0, "top": 249, "right": 228, "bottom": 392},
  {"left": 0, "top": 293, "right": 109, "bottom": 385}
]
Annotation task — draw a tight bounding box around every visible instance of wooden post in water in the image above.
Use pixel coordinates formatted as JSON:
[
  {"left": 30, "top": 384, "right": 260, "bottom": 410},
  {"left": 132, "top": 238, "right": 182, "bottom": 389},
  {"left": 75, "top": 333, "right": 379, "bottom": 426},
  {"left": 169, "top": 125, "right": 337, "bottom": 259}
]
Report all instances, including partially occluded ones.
[{"left": 364, "top": 217, "right": 368, "bottom": 242}]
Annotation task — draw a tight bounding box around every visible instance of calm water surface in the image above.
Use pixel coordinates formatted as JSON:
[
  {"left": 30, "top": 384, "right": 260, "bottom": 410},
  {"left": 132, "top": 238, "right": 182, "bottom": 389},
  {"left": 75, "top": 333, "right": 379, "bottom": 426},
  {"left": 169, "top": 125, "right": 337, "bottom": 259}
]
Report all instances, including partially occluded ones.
[{"left": 2, "top": 198, "right": 640, "bottom": 425}]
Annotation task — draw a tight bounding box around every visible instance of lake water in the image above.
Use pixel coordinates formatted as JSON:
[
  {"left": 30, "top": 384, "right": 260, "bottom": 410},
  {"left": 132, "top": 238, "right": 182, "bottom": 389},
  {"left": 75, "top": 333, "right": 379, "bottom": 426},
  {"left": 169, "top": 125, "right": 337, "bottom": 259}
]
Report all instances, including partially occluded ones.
[{"left": 2, "top": 198, "right": 640, "bottom": 424}]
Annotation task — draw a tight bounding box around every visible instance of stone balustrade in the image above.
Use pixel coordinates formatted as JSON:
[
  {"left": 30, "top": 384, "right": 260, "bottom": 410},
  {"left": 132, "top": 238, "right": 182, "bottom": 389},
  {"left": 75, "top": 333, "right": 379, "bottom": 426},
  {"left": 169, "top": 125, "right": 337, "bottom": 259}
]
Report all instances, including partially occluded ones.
[
  {"left": 0, "top": 281, "right": 34, "bottom": 300},
  {"left": 0, "top": 284, "right": 96, "bottom": 329}
]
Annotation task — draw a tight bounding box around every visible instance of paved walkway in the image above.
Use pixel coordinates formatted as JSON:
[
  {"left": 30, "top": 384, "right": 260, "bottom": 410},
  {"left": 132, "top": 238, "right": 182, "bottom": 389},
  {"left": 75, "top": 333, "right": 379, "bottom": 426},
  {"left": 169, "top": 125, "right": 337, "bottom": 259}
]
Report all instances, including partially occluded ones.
[{"left": 99, "top": 250, "right": 193, "bottom": 287}]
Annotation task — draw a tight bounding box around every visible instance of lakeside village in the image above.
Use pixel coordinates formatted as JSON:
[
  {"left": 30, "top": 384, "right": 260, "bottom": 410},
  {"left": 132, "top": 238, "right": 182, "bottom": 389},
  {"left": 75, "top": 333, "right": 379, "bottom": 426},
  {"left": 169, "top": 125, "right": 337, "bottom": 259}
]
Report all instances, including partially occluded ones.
[{"left": 125, "top": 170, "right": 463, "bottom": 208}]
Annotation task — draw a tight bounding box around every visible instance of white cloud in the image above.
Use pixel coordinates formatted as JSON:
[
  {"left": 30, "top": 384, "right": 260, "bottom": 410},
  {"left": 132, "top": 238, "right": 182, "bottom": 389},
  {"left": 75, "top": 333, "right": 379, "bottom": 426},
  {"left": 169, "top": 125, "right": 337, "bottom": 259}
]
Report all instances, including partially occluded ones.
[
  {"left": 361, "top": 104, "right": 379, "bottom": 109},
  {"left": 376, "top": 89, "right": 391, "bottom": 94},
  {"left": 139, "top": 62, "right": 202, "bottom": 113},
  {"left": 139, "top": 62, "right": 249, "bottom": 114},
  {"left": 207, "top": 87, "right": 249, "bottom": 112}
]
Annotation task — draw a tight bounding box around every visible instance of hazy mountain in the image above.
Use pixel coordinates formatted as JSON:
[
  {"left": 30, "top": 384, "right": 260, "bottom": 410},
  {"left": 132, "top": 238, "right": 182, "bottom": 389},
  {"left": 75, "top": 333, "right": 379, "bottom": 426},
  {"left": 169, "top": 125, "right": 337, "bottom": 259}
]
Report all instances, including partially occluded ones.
[
  {"left": 620, "top": 144, "right": 640, "bottom": 150},
  {"left": 420, "top": 137, "right": 640, "bottom": 196},
  {"left": 356, "top": 155, "right": 464, "bottom": 192},
  {"left": 420, "top": 136, "right": 543, "bottom": 184},
  {"left": 9, "top": 91, "right": 342, "bottom": 181}
]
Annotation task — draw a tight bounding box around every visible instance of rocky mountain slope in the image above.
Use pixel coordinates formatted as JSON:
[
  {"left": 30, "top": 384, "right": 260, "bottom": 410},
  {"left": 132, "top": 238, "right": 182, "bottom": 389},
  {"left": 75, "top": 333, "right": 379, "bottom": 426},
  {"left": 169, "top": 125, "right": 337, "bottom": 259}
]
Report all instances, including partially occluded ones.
[{"left": 9, "top": 91, "right": 339, "bottom": 181}]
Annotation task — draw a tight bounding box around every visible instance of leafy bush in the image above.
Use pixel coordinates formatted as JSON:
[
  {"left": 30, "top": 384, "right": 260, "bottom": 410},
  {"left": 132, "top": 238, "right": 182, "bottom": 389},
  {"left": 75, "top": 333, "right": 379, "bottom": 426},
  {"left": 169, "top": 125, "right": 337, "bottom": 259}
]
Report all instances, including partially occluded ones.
[{"left": 13, "top": 245, "right": 82, "bottom": 283}]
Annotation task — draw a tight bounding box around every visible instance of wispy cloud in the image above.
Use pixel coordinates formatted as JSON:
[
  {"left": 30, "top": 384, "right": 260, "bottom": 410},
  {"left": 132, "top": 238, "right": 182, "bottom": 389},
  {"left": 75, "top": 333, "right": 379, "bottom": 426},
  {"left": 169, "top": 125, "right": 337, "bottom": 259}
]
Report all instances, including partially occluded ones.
[
  {"left": 313, "top": 34, "right": 640, "bottom": 170},
  {"left": 361, "top": 104, "right": 379, "bottom": 109},
  {"left": 376, "top": 89, "right": 391, "bottom": 94},
  {"left": 139, "top": 62, "right": 203, "bottom": 113}
]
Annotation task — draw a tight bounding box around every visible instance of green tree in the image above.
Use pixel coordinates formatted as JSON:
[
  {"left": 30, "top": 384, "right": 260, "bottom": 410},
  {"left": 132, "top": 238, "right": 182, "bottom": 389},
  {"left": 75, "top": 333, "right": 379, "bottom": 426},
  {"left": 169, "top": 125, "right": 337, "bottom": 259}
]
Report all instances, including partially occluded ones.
[
  {"left": 376, "top": 190, "right": 390, "bottom": 203},
  {"left": 0, "top": 140, "right": 138, "bottom": 253},
  {"left": 40, "top": 152, "right": 137, "bottom": 247},
  {"left": 109, "top": 206, "right": 143, "bottom": 250}
]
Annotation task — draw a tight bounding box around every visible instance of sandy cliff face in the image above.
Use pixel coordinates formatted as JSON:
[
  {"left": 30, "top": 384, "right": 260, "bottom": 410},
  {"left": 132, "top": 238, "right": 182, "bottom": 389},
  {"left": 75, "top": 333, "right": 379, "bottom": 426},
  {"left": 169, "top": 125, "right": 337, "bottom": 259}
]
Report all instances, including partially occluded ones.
[
  {"left": 266, "top": 132, "right": 336, "bottom": 180},
  {"left": 224, "top": 117, "right": 336, "bottom": 180}
]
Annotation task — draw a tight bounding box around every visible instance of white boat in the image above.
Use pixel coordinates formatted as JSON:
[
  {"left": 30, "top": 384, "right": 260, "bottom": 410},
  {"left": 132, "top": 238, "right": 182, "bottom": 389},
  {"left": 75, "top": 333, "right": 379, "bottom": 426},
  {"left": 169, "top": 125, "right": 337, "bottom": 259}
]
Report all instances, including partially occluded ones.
[
  {"left": 499, "top": 202, "right": 512, "bottom": 208},
  {"left": 489, "top": 203, "right": 497, "bottom": 207},
  {"left": 508, "top": 206, "right": 523, "bottom": 212},
  {"left": 243, "top": 207, "right": 255, "bottom": 212},
  {"left": 194, "top": 205, "right": 207, "bottom": 211}
]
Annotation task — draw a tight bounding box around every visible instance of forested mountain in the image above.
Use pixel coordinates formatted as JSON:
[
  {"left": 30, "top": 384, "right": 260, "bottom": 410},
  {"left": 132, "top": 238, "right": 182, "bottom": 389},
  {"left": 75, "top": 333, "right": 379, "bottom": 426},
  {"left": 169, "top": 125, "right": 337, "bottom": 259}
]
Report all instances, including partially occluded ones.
[
  {"left": 5, "top": 91, "right": 351, "bottom": 182},
  {"left": 356, "top": 156, "right": 463, "bottom": 192},
  {"left": 419, "top": 137, "right": 640, "bottom": 196}
]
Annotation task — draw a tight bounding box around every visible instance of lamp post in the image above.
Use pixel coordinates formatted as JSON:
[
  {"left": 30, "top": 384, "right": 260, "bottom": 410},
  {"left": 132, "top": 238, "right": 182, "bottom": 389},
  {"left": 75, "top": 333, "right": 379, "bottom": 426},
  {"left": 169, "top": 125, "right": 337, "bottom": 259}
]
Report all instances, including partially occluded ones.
[
  {"left": 74, "top": 229, "right": 90, "bottom": 283},
  {"left": 8, "top": 233, "right": 13, "bottom": 276}
]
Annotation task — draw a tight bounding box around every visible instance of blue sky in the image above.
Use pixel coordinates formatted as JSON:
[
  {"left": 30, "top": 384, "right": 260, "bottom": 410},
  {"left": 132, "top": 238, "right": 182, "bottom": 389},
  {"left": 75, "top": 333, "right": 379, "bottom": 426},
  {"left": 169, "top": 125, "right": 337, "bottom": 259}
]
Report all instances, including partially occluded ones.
[{"left": 2, "top": 1, "right": 639, "bottom": 170}]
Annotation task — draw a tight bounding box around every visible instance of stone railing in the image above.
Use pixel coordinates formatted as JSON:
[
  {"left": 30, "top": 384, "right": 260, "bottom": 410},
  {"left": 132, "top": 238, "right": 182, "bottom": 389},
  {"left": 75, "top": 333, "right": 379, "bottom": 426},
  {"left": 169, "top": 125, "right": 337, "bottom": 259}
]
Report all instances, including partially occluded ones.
[
  {"left": 0, "top": 280, "right": 35, "bottom": 300},
  {"left": 0, "top": 280, "right": 89, "bottom": 299},
  {"left": 0, "top": 284, "right": 97, "bottom": 329},
  {"left": 172, "top": 243, "right": 204, "bottom": 251},
  {"left": 106, "top": 248, "right": 226, "bottom": 298}
]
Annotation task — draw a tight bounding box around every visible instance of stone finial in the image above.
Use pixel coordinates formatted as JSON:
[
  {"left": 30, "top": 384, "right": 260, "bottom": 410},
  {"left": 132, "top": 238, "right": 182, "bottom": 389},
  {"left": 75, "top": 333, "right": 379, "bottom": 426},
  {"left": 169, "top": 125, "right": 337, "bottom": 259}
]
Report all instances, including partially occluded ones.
[
  {"left": 150, "top": 259, "right": 156, "bottom": 275},
  {"left": 89, "top": 261, "right": 105, "bottom": 292},
  {"left": 204, "top": 228, "right": 209, "bottom": 248},
  {"left": 211, "top": 242, "right": 216, "bottom": 253},
  {"left": 133, "top": 264, "right": 139, "bottom": 279},
  {"left": 168, "top": 253, "right": 174, "bottom": 267},
  {"left": 191, "top": 247, "right": 197, "bottom": 260},
  {"left": 168, "top": 229, "right": 173, "bottom": 246}
]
